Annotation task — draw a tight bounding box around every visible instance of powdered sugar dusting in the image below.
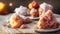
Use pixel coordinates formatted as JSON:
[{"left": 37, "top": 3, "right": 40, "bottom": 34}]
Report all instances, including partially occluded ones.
[
  {"left": 40, "top": 2, "right": 52, "bottom": 11},
  {"left": 14, "top": 6, "right": 30, "bottom": 16},
  {"left": 30, "top": 8, "right": 37, "bottom": 14}
]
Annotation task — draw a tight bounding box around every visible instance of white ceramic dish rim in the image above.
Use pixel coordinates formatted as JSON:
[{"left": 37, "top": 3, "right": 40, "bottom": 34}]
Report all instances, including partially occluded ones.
[{"left": 35, "top": 28, "right": 60, "bottom": 32}]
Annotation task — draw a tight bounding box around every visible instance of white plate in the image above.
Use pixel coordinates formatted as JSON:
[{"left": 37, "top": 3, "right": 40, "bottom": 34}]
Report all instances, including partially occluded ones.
[
  {"left": 35, "top": 28, "right": 60, "bottom": 32},
  {"left": 26, "top": 16, "right": 39, "bottom": 20}
]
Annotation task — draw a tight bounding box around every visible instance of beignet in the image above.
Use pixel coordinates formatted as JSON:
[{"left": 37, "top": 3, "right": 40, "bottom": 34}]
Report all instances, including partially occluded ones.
[
  {"left": 28, "top": 1, "right": 39, "bottom": 9},
  {"left": 37, "top": 10, "right": 59, "bottom": 29},
  {"left": 10, "top": 14, "right": 23, "bottom": 28},
  {"left": 30, "top": 8, "right": 39, "bottom": 17}
]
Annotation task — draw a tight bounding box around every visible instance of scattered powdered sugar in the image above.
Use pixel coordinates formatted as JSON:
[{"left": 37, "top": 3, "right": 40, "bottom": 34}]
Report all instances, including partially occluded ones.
[{"left": 30, "top": 8, "right": 37, "bottom": 14}]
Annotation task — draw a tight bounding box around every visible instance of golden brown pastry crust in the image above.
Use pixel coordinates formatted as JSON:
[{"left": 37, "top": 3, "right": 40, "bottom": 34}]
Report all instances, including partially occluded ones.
[
  {"left": 28, "top": 1, "right": 39, "bottom": 9},
  {"left": 10, "top": 14, "right": 23, "bottom": 28},
  {"left": 30, "top": 11, "right": 39, "bottom": 17}
]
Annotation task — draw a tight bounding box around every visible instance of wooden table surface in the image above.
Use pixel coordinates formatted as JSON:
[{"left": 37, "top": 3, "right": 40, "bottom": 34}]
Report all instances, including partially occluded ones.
[{"left": 0, "top": 13, "right": 60, "bottom": 34}]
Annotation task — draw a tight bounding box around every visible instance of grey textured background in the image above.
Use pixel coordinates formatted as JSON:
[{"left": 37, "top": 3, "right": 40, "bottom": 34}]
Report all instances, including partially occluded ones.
[{"left": 0, "top": 0, "right": 60, "bottom": 14}]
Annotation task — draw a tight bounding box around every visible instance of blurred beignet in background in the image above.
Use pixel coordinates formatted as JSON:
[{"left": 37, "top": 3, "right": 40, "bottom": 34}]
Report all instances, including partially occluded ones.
[
  {"left": 10, "top": 14, "right": 23, "bottom": 28},
  {"left": 0, "top": 2, "right": 8, "bottom": 14},
  {"left": 37, "top": 10, "right": 59, "bottom": 29},
  {"left": 38, "top": 2, "right": 53, "bottom": 16},
  {"left": 30, "top": 8, "right": 39, "bottom": 17},
  {"left": 14, "top": 6, "right": 30, "bottom": 16},
  {"left": 28, "top": 1, "right": 39, "bottom": 9}
]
